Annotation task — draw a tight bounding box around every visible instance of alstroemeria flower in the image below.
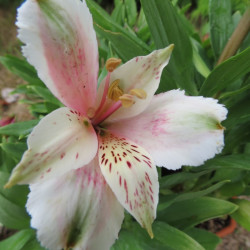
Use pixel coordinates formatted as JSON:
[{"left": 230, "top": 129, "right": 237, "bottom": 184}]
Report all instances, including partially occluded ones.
[{"left": 5, "top": 0, "right": 227, "bottom": 249}]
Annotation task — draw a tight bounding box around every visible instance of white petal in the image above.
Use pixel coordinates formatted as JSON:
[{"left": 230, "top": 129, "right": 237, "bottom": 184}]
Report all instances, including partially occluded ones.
[
  {"left": 106, "top": 90, "right": 227, "bottom": 170},
  {"left": 6, "top": 108, "right": 98, "bottom": 187},
  {"left": 98, "top": 131, "right": 159, "bottom": 237},
  {"left": 104, "top": 45, "right": 174, "bottom": 122},
  {"left": 27, "top": 159, "right": 124, "bottom": 250},
  {"left": 17, "top": 0, "right": 99, "bottom": 114}
]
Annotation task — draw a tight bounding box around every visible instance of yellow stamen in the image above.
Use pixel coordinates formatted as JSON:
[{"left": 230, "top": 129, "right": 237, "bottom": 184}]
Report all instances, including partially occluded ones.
[
  {"left": 107, "top": 79, "right": 124, "bottom": 101},
  {"left": 106, "top": 58, "right": 122, "bottom": 72},
  {"left": 87, "top": 107, "right": 96, "bottom": 118},
  {"left": 119, "top": 94, "right": 135, "bottom": 108},
  {"left": 130, "top": 88, "right": 147, "bottom": 99}
]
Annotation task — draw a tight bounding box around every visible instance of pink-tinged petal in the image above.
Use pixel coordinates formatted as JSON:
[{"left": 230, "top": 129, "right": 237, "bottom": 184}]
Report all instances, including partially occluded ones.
[
  {"left": 107, "top": 90, "right": 227, "bottom": 170},
  {"left": 5, "top": 108, "right": 98, "bottom": 187},
  {"left": 27, "top": 158, "right": 124, "bottom": 250},
  {"left": 17, "top": 0, "right": 99, "bottom": 114},
  {"left": 98, "top": 131, "right": 159, "bottom": 237},
  {"left": 104, "top": 45, "right": 174, "bottom": 122}
]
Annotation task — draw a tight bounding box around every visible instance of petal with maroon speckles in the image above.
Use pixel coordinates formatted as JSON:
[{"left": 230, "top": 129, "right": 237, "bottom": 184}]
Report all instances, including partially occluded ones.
[
  {"left": 27, "top": 158, "right": 124, "bottom": 250},
  {"left": 5, "top": 107, "right": 98, "bottom": 187},
  {"left": 98, "top": 131, "right": 159, "bottom": 237},
  {"left": 103, "top": 45, "right": 174, "bottom": 123}
]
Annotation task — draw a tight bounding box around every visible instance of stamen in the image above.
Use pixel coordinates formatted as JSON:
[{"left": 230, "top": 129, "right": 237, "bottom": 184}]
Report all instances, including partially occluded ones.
[
  {"left": 130, "top": 88, "right": 147, "bottom": 99},
  {"left": 92, "top": 101, "right": 122, "bottom": 126},
  {"left": 106, "top": 58, "right": 122, "bottom": 72},
  {"left": 108, "top": 79, "right": 124, "bottom": 101},
  {"left": 119, "top": 94, "right": 135, "bottom": 108}
]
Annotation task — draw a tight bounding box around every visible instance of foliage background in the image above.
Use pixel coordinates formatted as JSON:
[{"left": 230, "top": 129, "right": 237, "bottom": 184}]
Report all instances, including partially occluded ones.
[{"left": 0, "top": 0, "right": 249, "bottom": 249}]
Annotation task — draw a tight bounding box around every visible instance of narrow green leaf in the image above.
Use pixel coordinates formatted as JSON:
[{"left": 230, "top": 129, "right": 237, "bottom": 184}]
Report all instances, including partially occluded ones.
[
  {"left": 111, "top": 0, "right": 125, "bottom": 25},
  {"left": 28, "top": 86, "right": 62, "bottom": 106},
  {"left": 0, "top": 171, "right": 29, "bottom": 207},
  {"left": 0, "top": 55, "right": 43, "bottom": 86},
  {"left": 112, "top": 221, "right": 204, "bottom": 250},
  {"left": 124, "top": 0, "right": 137, "bottom": 27},
  {"left": 160, "top": 170, "right": 211, "bottom": 189},
  {"left": 21, "top": 238, "right": 45, "bottom": 250},
  {"left": 184, "top": 228, "right": 221, "bottom": 250},
  {"left": 94, "top": 25, "right": 148, "bottom": 61},
  {"left": 198, "top": 154, "right": 250, "bottom": 171},
  {"left": 0, "top": 142, "right": 27, "bottom": 161},
  {"left": 0, "top": 229, "right": 35, "bottom": 250},
  {"left": 231, "top": 199, "right": 250, "bottom": 230},
  {"left": 141, "top": 0, "right": 197, "bottom": 95},
  {"left": 199, "top": 48, "right": 250, "bottom": 97},
  {"left": 86, "top": 0, "right": 149, "bottom": 52},
  {"left": 158, "top": 197, "right": 238, "bottom": 229},
  {"left": 0, "top": 120, "right": 39, "bottom": 136},
  {"left": 159, "top": 180, "right": 229, "bottom": 211},
  {"left": 153, "top": 222, "right": 204, "bottom": 250},
  {"left": 0, "top": 194, "right": 30, "bottom": 229},
  {"left": 209, "top": 0, "right": 233, "bottom": 59}
]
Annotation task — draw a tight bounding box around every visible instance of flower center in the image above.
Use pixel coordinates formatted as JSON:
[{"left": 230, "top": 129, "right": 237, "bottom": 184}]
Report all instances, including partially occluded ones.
[{"left": 89, "top": 57, "right": 147, "bottom": 126}]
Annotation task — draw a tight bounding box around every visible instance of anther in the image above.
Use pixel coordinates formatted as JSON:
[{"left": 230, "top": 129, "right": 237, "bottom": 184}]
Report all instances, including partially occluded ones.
[
  {"left": 119, "top": 94, "right": 135, "bottom": 108},
  {"left": 107, "top": 79, "right": 124, "bottom": 101},
  {"left": 106, "top": 58, "right": 122, "bottom": 72},
  {"left": 130, "top": 88, "right": 147, "bottom": 99}
]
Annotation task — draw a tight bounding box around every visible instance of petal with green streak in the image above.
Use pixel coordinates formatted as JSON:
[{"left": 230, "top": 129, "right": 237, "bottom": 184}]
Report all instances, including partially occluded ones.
[
  {"left": 27, "top": 158, "right": 124, "bottom": 250},
  {"left": 5, "top": 107, "right": 97, "bottom": 187},
  {"left": 17, "top": 0, "right": 99, "bottom": 115},
  {"left": 106, "top": 90, "right": 227, "bottom": 170}
]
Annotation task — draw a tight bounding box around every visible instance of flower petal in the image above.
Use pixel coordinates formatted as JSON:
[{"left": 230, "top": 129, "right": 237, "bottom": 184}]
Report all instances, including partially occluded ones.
[
  {"left": 17, "top": 0, "right": 99, "bottom": 114},
  {"left": 5, "top": 108, "right": 98, "bottom": 187},
  {"left": 104, "top": 45, "right": 174, "bottom": 122},
  {"left": 106, "top": 90, "right": 227, "bottom": 170},
  {"left": 27, "top": 159, "right": 124, "bottom": 250},
  {"left": 98, "top": 131, "right": 159, "bottom": 237}
]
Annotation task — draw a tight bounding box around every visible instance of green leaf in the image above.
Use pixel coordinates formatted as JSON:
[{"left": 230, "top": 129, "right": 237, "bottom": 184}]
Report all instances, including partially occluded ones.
[
  {"left": 198, "top": 154, "right": 250, "bottom": 171},
  {"left": 0, "top": 193, "right": 30, "bottom": 229},
  {"left": 199, "top": 48, "right": 250, "bottom": 97},
  {"left": 209, "top": 0, "right": 233, "bottom": 59},
  {"left": 0, "top": 142, "right": 27, "bottom": 161},
  {"left": 160, "top": 170, "right": 211, "bottom": 189},
  {"left": 159, "top": 180, "right": 229, "bottom": 211},
  {"left": 184, "top": 228, "right": 221, "bottom": 250},
  {"left": 224, "top": 122, "right": 250, "bottom": 153},
  {"left": 111, "top": 0, "right": 125, "bottom": 26},
  {"left": 141, "top": 0, "right": 197, "bottom": 95},
  {"left": 231, "top": 199, "right": 250, "bottom": 230},
  {"left": 28, "top": 86, "right": 62, "bottom": 106},
  {"left": 0, "top": 171, "right": 29, "bottom": 207},
  {"left": 86, "top": 0, "right": 149, "bottom": 54},
  {"left": 112, "top": 221, "right": 204, "bottom": 250},
  {"left": 0, "top": 55, "right": 43, "bottom": 86},
  {"left": 124, "top": 0, "right": 137, "bottom": 27},
  {"left": 223, "top": 96, "right": 250, "bottom": 130},
  {"left": 219, "top": 180, "right": 246, "bottom": 198},
  {"left": 21, "top": 238, "right": 45, "bottom": 250},
  {"left": 158, "top": 197, "right": 238, "bottom": 230},
  {"left": 153, "top": 222, "right": 204, "bottom": 250},
  {"left": 0, "top": 120, "right": 39, "bottom": 137},
  {"left": 0, "top": 229, "right": 35, "bottom": 250}
]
